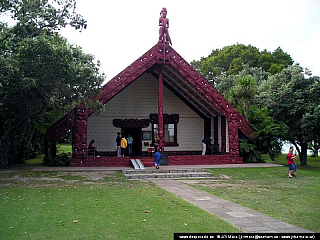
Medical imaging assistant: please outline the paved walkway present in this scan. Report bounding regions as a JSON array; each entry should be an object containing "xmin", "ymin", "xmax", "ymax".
[
  {"xmin": 149, "ymin": 179, "xmax": 313, "ymax": 233},
  {"xmin": 32, "ymin": 163, "xmax": 282, "ymax": 171}
]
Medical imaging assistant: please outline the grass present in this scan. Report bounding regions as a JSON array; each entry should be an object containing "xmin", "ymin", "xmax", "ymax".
[
  {"xmin": 4, "ymin": 148, "xmax": 320, "ymax": 237},
  {"xmin": 0, "ymin": 170, "xmax": 242, "ymax": 240},
  {"xmin": 192, "ymin": 154, "xmax": 320, "ymax": 233}
]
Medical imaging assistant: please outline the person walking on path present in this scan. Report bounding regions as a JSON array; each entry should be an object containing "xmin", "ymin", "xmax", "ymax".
[
  {"xmin": 287, "ymin": 146, "xmax": 297, "ymax": 178},
  {"xmin": 116, "ymin": 132, "xmax": 122, "ymax": 157},
  {"xmin": 202, "ymin": 136, "xmax": 212, "ymax": 155},
  {"xmin": 120, "ymin": 135, "xmax": 128, "ymax": 157},
  {"xmin": 154, "ymin": 149, "xmax": 162, "ymax": 169},
  {"xmin": 127, "ymin": 134, "xmax": 133, "ymax": 156}
]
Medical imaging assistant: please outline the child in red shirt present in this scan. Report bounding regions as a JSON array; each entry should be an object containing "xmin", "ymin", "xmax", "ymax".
[{"xmin": 287, "ymin": 147, "xmax": 297, "ymax": 178}]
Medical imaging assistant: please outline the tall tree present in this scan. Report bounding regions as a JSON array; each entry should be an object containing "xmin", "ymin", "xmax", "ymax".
[
  {"xmin": 256, "ymin": 65, "xmax": 320, "ymax": 166},
  {"xmin": 248, "ymin": 106, "xmax": 287, "ymax": 161},
  {"xmin": 190, "ymin": 44, "xmax": 293, "ymax": 84},
  {"xmin": 1, "ymin": 0, "xmax": 87, "ymax": 35},
  {"xmin": 0, "ymin": 0, "xmax": 104, "ymax": 167},
  {"xmin": 217, "ymin": 66, "xmax": 284, "ymax": 161}
]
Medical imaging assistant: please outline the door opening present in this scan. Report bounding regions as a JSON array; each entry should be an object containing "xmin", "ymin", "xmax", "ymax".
[{"xmin": 123, "ymin": 128, "xmax": 141, "ymax": 156}]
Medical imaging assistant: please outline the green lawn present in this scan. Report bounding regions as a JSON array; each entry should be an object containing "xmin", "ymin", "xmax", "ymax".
[
  {"xmin": 4, "ymin": 149, "xmax": 320, "ymax": 238},
  {"xmin": 0, "ymin": 170, "xmax": 242, "ymax": 240}
]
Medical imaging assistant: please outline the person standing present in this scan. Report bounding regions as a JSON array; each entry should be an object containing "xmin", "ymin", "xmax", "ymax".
[
  {"xmin": 202, "ymin": 136, "xmax": 213, "ymax": 155},
  {"xmin": 120, "ymin": 135, "xmax": 127, "ymax": 157},
  {"xmin": 154, "ymin": 133, "xmax": 159, "ymax": 152},
  {"xmin": 127, "ymin": 134, "xmax": 133, "ymax": 156},
  {"xmin": 116, "ymin": 132, "xmax": 122, "ymax": 157},
  {"xmin": 287, "ymin": 146, "xmax": 297, "ymax": 178},
  {"xmin": 287, "ymin": 147, "xmax": 297, "ymax": 178},
  {"xmin": 154, "ymin": 149, "xmax": 162, "ymax": 169}
]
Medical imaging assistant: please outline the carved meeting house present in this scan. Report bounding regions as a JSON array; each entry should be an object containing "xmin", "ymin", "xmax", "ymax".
[{"xmin": 45, "ymin": 9, "xmax": 254, "ymax": 167}]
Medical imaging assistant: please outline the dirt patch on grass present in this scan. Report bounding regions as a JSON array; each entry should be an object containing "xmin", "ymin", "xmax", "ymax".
[
  {"xmin": 178, "ymin": 174, "xmax": 235, "ymax": 189},
  {"xmin": 0, "ymin": 169, "xmax": 120, "ymax": 186}
]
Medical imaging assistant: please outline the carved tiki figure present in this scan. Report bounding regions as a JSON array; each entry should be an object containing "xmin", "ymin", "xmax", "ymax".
[{"xmin": 159, "ymin": 7, "xmax": 172, "ymax": 45}]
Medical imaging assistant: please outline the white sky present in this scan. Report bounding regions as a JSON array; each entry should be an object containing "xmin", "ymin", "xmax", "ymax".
[{"xmin": 59, "ymin": 0, "xmax": 320, "ymax": 83}]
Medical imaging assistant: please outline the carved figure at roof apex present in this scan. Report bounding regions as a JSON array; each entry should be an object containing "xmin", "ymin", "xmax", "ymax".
[{"xmin": 159, "ymin": 7, "xmax": 172, "ymax": 46}]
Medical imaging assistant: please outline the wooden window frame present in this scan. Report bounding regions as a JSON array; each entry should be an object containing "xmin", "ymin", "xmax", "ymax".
[{"xmin": 150, "ymin": 114, "xmax": 179, "ymax": 147}]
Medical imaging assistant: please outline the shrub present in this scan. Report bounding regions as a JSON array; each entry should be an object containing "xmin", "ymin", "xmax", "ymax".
[{"xmin": 44, "ymin": 153, "xmax": 69, "ymax": 166}]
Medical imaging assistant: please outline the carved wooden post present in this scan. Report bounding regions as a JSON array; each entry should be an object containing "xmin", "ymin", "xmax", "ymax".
[
  {"xmin": 156, "ymin": 8, "xmax": 171, "ymax": 152},
  {"xmin": 73, "ymin": 104, "xmax": 88, "ymax": 165},
  {"xmin": 228, "ymin": 110, "xmax": 239, "ymax": 156},
  {"xmin": 158, "ymin": 64, "xmax": 165, "ymax": 152}
]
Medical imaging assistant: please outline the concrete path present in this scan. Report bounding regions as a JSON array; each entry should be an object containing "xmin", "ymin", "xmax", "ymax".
[
  {"xmin": 149, "ymin": 179, "xmax": 313, "ymax": 233},
  {"xmin": 32, "ymin": 163, "xmax": 283, "ymax": 171}
]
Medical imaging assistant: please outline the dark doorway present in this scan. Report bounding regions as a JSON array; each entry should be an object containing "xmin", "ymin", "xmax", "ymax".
[{"xmin": 123, "ymin": 128, "xmax": 141, "ymax": 156}]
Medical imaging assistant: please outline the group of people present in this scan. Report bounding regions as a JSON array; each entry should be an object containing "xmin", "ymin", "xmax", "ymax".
[
  {"xmin": 91, "ymin": 134, "xmax": 298, "ymax": 175},
  {"xmin": 87, "ymin": 133, "xmax": 134, "ymax": 157},
  {"xmin": 116, "ymin": 132, "xmax": 133, "ymax": 157},
  {"xmin": 117, "ymin": 132, "xmax": 162, "ymax": 169}
]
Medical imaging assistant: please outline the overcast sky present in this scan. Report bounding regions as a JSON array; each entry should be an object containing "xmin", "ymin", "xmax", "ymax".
[{"xmin": 59, "ymin": 0, "xmax": 320, "ymax": 83}]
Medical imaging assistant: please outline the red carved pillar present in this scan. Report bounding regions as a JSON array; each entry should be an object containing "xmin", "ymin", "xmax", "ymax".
[
  {"xmin": 228, "ymin": 110, "xmax": 240, "ymax": 156},
  {"xmin": 73, "ymin": 104, "xmax": 88, "ymax": 165},
  {"xmin": 158, "ymin": 65, "xmax": 165, "ymax": 152}
]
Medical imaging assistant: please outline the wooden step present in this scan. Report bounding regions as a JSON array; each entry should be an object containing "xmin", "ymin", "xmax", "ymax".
[{"xmin": 140, "ymin": 158, "xmax": 154, "ymax": 167}]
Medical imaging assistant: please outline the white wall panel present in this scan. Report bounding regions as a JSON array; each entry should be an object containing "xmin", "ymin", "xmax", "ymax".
[{"xmin": 88, "ymin": 73, "xmax": 203, "ymax": 152}]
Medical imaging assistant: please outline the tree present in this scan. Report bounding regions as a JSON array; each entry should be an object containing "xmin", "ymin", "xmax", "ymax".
[
  {"xmin": 1, "ymin": 0, "xmax": 87, "ymax": 35},
  {"xmin": 229, "ymin": 75, "xmax": 257, "ymax": 120},
  {"xmin": 248, "ymin": 106, "xmax": 287, "ymax": 161},
  {"xmin": 0, "ymin": 0, "xmax": 104, "ymax": 167},
  {"xmin": 190, "ymin": 44, "xmax": 293, "ymax": 84},
  {"xmin": 256, "ymin": 65, "xmax": 320, "ymax": 166},
  {"xmin": 216, "ymin": 66, "xmax": 285, "ymax": 161}
]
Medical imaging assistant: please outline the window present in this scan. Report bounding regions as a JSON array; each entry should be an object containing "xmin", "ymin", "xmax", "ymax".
[
  {"xmin": 153, "ymin": 123, "xmax": 178, "ymax": 146},
  {"xmin": 150, "ymin": 114, "xmax": 179, "ymax": 147}
]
